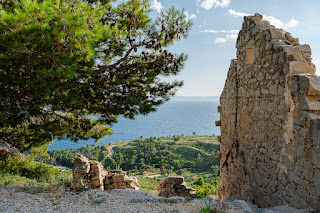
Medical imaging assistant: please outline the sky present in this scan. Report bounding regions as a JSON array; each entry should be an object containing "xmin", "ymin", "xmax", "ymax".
[{"xmin": 149, "ymin": 0, "xmax": 320, "ymax": 96}]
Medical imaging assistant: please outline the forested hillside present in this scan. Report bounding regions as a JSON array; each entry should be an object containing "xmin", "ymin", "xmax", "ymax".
[{"xmin": 37, "ymin": 136, "xmax": 220, "ymax": 176}]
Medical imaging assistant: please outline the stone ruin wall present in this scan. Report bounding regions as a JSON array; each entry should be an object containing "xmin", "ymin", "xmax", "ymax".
[
  {"xmin": 218, "ymin": 13, "xmax": 320, "ymax": 209},
  {"xmin": 73, "ymin": 154, "xmax": 140, "ymax": 191}
]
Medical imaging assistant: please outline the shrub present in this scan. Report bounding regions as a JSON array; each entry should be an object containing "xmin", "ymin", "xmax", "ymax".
[{"xmin": 194, "ymin": 177, "xmax": 204, "ymax": 186}]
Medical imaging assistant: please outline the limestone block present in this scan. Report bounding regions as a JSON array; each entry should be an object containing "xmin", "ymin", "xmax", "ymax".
[
  {"xmin": 307, "ymin": 75, "xmax": 320, "ymax": 96},
  {"xmin": 300, "ymin": 44, "xmax": 311, "ymax": 54},
  {"xmin": 112, "ymin": 174, "xmax": 125, "ymax": 183},
  {"xmin": 285, "ymin": 32, "xmax": 295, "ymax": 42},
  {"xmin": 166, "ymin": 176, "xmax": 184, "ymax": 185},
  {"xmin": 73, "ymin": 172, "xmax": 88, "ymax": 189},
  {"xmin": 73, "ymin": 154, "xmax": 90, "ymax": 174},
  {"xmin": 91, "ymin": 176, "xmax": 104, "ymax": 190},
  {"xmin": 303, "ymin": 161, "xmax": 314, "ymax": 182},
  {"xmin": 311, "ymin": 118, "xmax": 320, "ymax": 146},
  {"xmin": 283, "ymin": 46, "xmax": 304, "ymax": 61},
  {"xmin": 266, "ymin": 39, "xmax": 286, "ymax": 49},
  {"xmin": 270, "ymin": 28, "xmax": 285, "ymax": 40},
  {"xmin": 158, "ymin": 176, "xmax": 195, "ymax": 198},
  {"xmin": 288, "ymin": 61, "xmax": 316, "ymax": 75}
]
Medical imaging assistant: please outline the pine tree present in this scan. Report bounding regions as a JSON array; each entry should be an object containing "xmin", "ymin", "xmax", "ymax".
[{"xmin": 0, "ymin": 0, "xmax": 191, "ymax": 158}]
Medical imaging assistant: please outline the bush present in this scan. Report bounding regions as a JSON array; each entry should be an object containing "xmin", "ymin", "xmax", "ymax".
[
  {"xmin": 194, "ymin": 181, "xmax": 220, "ymax": 198},
  {"xmin": 194, "ymin": 177, "xmax": 204, "ymax": 186}
]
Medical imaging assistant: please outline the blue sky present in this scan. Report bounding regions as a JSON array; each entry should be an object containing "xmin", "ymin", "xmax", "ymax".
[{"xmin": 150, "ymin": 0, "xmax": 320, "ymax": 96}]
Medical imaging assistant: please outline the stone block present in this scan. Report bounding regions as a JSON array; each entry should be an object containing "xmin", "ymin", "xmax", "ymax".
[
  {"xmin": 303, "ymin": 161, "xmax": 314, "ymax": 182},
  {"xmin": 158, "ymin": 176, "xmax": 195, "ymax": 198},
  {"xmin": 285, "ymin": 32, "xmax": 295, "ymax": 42},
  {"xmin": 270, "ymin": 28, "xmax": 285, "ymax": 40},
  {"xmin": 112, "ymin": 174, "xmax": 125, "ymax": 183},
  {"xmin": 283, "ymin": 46, "xmax": 304, "ymax": 61},
  {"xmin": 289, "ymin": 61, "xmax": 316, "ymax": 75},
  {"xmin": 73, "ymin": 154, "xmax": 90, "ymax": 174}
]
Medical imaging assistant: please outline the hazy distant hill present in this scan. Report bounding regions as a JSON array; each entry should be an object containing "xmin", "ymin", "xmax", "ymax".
[{"xmin": 170, "ymin": 96, "xmax": 220, "ymax": 102}]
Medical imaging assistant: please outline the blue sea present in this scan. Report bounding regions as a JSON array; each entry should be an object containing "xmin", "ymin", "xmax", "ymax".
[{"xmin": 48, "ymin": 97, "xmax": 221, "ymax": 150}]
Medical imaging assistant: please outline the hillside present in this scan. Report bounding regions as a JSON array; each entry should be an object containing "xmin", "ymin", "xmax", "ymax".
[{"xmin": 37, "ymin": 135, "xmax": 220, "ymax": 177}]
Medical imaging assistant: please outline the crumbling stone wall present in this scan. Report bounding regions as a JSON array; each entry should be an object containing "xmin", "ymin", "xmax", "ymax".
[
  {"xmin": 73, "ymin": 154, "xmax": 140, "ymax": 191},
  {"xmin": 218, "ymin": 13, "xmax": 320, "ymax": 209},
  {"xmin": 157, "ymin": 176, "xmax": 196, "ymax": 198}
]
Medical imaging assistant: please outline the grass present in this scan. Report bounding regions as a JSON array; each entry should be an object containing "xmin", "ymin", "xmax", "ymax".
[
  {"xmin": 0, "ymin": 169, "xmax": 73, "ymax": 189},
  {"xmin": 0, "ymin": 174, "xmax": 47, "ymax": 187},
  {"xmin": 138, "ymin": 176, "xmax": 162, "ymax": 195}
]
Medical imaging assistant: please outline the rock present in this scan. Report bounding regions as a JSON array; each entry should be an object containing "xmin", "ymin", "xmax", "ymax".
[
  {"xmin": 270, "ymin": 28, "xmax": 285, "ymax": 40},
  {"xmin": 112, "ymin": 174, "xmax": 126, "ymax": 183},
  {"xmin": 73, "ymin": 154, "xmax": 90, "ymax": 174},
  {"xmin": 166, "ymin": 176, "xmax": 184, "ymax": 185},
  {"xmin": 232, "ymin": 200, "xmax": 253, "ymax": 213},
  {"xmin": 288, "ymin": 61, "xmax": 316, "ymax": 75},
  {"xmin": 158, "ymin": 176, "xmax": 195, "ymax": 198},
  {"xmin": 72, "ymin": 155, "xmax": 139, "ymax": 191}
]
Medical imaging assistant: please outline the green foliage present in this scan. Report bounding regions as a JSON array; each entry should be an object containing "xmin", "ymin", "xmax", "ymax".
[
  {"xmin": 0, "ymin": 0, "xmax": 192, "ymax": 164},
  {"xmin": 37, "ymin": 136, "xmax": 220, "ymax": 174},
  {"xmin": 137, "ymin": 176, "xmax": 161, "ymax": 194},
  {"xmin": 0, "ymin": 153, "xmax": 72, "ymax": 188},
  {"xmin": 194, "ymin": 177, "xmax": 204, "ymax": 186},
  {"xmin": 194, "ymin": 181, "xmax": 220, "ymax": 198}
]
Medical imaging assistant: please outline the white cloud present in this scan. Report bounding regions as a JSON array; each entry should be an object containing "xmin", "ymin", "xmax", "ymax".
[
  {"xmin": 199, "ymin": 0, "xmax": 230, "ymax": 10},
  {"xmin": 150, "ymin": 0, "xmax": 163, "ymax": 13},
  {"xmin": 226, "ymin": 33, "xmax": 238, "ymax": 41},
  {"xmin": 184, "ymin": 11, "xmax": 197, "ymax": 21},
  {"xmin": 214, "ymin": 33, "xmax": 238, "ymax": 44},
  {"xmin": 264, "ymin": 16, "xmax": 299, "ymax": 29},
  {"xmin": 286, "ymin": 18, "xmax": 299, "ymax": 28},
  {"xmin": 201, "ymin": 29, "xmax": 239, "ymax": 33},
  {"xmin": 215, "ymin": 38, "xmax": 227, "ymax": 43},
  {"xmin": 228, "ymin": 9, "xmax": 249, "ymax": 17},
  {"xmin": 228, "ymin": 9, "xmax": 299, "ymax": 29}
]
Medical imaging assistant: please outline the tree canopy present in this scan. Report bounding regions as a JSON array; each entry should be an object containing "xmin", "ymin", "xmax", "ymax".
[{"xmin": 0, "ymin": 0, "xmax": 191, "ymax": 158}]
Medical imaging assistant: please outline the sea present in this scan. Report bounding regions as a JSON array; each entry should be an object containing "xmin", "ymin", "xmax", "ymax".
[{"xmin": 48, "ymin": 96, "xmax": 221, "ymax": 150}]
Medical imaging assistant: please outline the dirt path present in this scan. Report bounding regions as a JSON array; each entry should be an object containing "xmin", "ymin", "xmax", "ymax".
[{"xmin": 101, "ymin": 145, "xmax": 116, "ymax": 163}]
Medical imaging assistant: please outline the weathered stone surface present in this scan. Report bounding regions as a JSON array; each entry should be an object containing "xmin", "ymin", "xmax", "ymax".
[
  {"xmin": 112, "ymin": 174, "xmax": 125, "ymax": 183},
  {"xmin": 288, "ymin": 61, "xmax": 315, "ymax": 75},
  {"xmin": 158, "ymin": 176, "xmax": 195, "ymax": 198},
  {"xmin": 73, "ymin": 154, "xmax": 90, "ymax": 174},
  {"xmin": 72, "ymin": 154, "xmax": 139, "ymax": 191},
  {"xmin": 219, "ymin": 13, "xmax": 320, "ymax": 209}
]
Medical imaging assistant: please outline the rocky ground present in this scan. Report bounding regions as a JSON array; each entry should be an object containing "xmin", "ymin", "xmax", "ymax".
[{"xmin": 0, "ymin": 186, "xmax": 313, "ymax": 213}]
